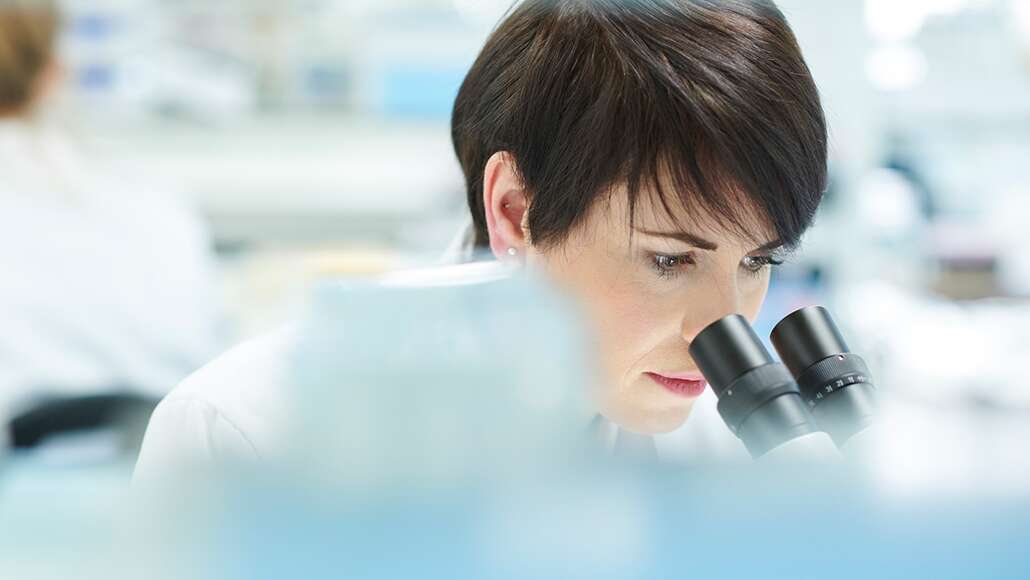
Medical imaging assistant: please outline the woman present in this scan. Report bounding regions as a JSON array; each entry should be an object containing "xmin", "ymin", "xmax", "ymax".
[
  {"xmin": 0, "ymin": 0, "xmax": 222, "ymax": 447},
  {"xmin": 135, "ymin": 0, "xmax": 825, "ymax": 478}
]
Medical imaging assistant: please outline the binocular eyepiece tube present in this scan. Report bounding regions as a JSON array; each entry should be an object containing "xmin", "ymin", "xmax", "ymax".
[
  {"xmin": 690, "ymin": 307, "xmax": 877, "ymax": 460},
  {"xmin": 689, "ymin": 315, "xmax": 833, "ymax": 459},
  {"xmin": 770, "ymin": 306, "xmax": 877, "ymax": 450}
]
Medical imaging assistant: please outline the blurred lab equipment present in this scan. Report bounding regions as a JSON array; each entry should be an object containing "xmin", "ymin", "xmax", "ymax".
[
  {"xmin": 9, "ymin": 393, "xmax": 156, "ymax": 451},
  {"xmin": 283, "ymin": 262, "xmax": 597, "ymax": 488},
  {"xmin": 132, "ymin": 260, "xmax": 597, "ymax": 487}
]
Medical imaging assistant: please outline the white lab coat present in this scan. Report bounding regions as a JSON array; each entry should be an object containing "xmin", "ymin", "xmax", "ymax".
[
  {"xmin": 133, "ymin": 223, "xmax": 746, "ymax": 485},
  {"xmin": 0, "ymin": 119, "xmax": 222, "ymax": 423}
]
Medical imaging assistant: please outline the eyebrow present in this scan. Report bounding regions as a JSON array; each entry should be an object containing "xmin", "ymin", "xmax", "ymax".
[{"xmin": 633, "ymin": 228, "xmax": 785, "ymax": 253}]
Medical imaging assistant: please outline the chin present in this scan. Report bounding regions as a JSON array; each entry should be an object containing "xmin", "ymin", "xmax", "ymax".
[{"xmin": 602, "ymin": 399, "xmax": 696, "ymax": 435}]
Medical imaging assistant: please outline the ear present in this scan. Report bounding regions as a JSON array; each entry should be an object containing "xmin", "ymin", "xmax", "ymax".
[{"xmin": 482, "ymin": 151, "xmax": 530, "ymax": 261}]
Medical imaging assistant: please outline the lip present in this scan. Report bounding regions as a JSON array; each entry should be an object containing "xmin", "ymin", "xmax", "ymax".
[{"xmin": 645, "ymin": 372, "xmax": 707, "ymax": 398}]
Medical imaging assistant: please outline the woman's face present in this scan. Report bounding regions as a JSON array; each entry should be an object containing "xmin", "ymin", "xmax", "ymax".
[{"xmin": 526, "ymin": 188, "xmax": 782, "ymax": 434}]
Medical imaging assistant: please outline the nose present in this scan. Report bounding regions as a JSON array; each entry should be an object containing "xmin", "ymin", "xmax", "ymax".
[{"xmin": 679, "ymin": 276, "xmax": 742, "ymax": 346}]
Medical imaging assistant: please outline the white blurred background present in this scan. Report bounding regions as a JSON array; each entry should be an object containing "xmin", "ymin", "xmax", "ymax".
[{"xmin": 41, "ymin": 0, "xmax": 1030, "ymax": 329}]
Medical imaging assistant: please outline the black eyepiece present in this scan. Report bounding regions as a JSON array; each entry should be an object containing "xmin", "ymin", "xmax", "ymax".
[
  {"xmin": 770, "ymin": 306, "xmax": 849, "ymax": 378},
  {"xmin": 689, "ymin": 315, "xmax": 772, "ymax": 395},
  {"xmin": 690, "ymin": 315, "xmax": 824, "ymax": 458},
  {"xmin": 771, "ymin": 307, "xmax": 877, "ymax": 449}
]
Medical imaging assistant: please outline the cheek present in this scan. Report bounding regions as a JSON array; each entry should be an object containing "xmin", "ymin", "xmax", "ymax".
[
  {"xmin": 534, "ymin": 249, "xmax": 668, "ymax": 376},
  {"xmin": 588, "ymin": 285, "xmax": 662, "ymax": 362},
  {"xmin": 741, "ymin": 275, "xmax": 772, "ymax": 322}
]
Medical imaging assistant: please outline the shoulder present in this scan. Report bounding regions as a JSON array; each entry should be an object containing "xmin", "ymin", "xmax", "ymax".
[
  {"xmin": 133, "ymin": 327, "xmax": 299, "ymax": 484},
  {"xmin": 162, "ymin": 327, "xmax": 297, "ymax": 414}
]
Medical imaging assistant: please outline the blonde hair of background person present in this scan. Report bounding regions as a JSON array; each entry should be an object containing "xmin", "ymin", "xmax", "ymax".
[{"xmin": 0, "ymin": 0, "xmax": 59, "ymax": 117}]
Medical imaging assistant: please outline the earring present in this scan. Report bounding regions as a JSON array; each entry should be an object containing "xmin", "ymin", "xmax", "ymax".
[{"xmin": 507, "ymin": 247, "xmax": 518, "ymax": 257}]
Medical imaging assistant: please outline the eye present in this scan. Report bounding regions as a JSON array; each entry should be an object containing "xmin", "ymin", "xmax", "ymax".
[
  {"xmin": 742, "ymin": 255, "xmax": 785, "ymax": 277},
  {"xmin": 651, "ymin": 253, "xmax": 695, "ymax": 280}
]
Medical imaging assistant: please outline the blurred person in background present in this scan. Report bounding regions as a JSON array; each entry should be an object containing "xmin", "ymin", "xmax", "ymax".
[
  {"xmin": 0, "ymin": 0, "xmax": 222, "ymax": 453},
  {"xmin": 135, "ymin": 0, "xmax": 826, "ymax": 480}
]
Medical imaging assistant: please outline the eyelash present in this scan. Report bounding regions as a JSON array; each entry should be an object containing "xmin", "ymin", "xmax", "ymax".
[{"xmin": 650, "ymin": 253, "xmax": 785, "ymax": 280}]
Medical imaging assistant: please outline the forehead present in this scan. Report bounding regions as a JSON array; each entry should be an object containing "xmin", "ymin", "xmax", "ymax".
[{"xmin": 597, "ymin": 180, "xmax": 778, "ymax": 248}]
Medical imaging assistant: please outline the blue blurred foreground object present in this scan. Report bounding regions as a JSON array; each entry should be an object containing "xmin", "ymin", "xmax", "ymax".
[
  {"xmin": 5, "ymin": 264, "xmax": 1030, "ymax": 579},
  {"xmin": 166, "ymin": 264, "xmax": 1030, "ymax": 579},
  {"xmin": 281, "ymin": 262, "xmax": 598, "ymax": 488}
]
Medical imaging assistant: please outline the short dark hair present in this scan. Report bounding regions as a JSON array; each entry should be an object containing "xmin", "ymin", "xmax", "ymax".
[{"xmin": 451, "ymin": 0, "xmax": 828, "ymax": 251}]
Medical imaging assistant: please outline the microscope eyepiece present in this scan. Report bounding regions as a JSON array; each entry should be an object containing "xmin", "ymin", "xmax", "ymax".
[
  {"xmin": 769, "ymin": 306, "xmax": 849, "ymax": 377},
  {"xmin": 690, "ymin": 314, "xmax": 772, "ymax": 394},
  {"xmin": 771, "ymin": 307, "xmax": 877, "ymax": 449},
  {"xmin": 690, "ymin": 315, "xmax": 827, "ymax": 458}
]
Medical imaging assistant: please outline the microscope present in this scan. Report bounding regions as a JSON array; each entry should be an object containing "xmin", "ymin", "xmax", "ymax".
[{"xmin": 690, "ymin": 306, "xmax": 877, "ymax": 461}]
